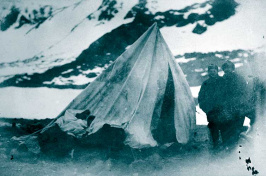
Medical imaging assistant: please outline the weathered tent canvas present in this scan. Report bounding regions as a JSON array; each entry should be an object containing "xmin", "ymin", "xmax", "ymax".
[{"xmin": 42, "ymin": 23, "xmax": 196, "ymax": 148}]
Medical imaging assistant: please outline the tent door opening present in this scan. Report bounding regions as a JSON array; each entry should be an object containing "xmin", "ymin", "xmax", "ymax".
[{"xmin": 151, "ymin": 67, "xmax": 176, "ymax": 144}]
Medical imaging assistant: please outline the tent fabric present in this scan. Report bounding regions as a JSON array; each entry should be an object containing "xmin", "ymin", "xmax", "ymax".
[
  {"xmin": 55, "ymin": 109, "xmax": 87, "ymax": 138},
  {"xmin": 43, "ymin": 23, "xmax": 196, "ymax": 148}
]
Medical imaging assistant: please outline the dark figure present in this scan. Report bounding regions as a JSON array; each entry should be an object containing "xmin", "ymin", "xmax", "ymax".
[
  {"xmin": 198, "ymin": 64, "xmax": 224, "ymax": 149},
  {"xmin": 220, "ymin": 60, "xmax": 248, "ymax": 148}
]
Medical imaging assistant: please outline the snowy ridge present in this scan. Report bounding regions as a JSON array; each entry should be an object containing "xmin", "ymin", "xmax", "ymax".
[
  {"xmin": 0, "ymin": 49, "xmax": 256, "ymax": 89},
  {"xmin": 0, "ymin": 0, "xmax": 265, "ymax": 89}
]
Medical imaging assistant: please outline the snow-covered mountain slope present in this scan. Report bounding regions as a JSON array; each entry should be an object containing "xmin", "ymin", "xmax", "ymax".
[{"xmin": 0, "ymin": 0, "xmax": 265, "ymax": 89}]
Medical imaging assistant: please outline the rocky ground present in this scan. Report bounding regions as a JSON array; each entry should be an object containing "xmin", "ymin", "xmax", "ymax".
[{"xmin": 0, "ymin": 118, "xmax": 263, "ymax": 176}]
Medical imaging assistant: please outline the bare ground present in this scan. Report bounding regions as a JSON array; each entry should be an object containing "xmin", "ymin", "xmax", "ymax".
[{"xmin": 0, "ymin": 118, "xmax": 264, "ymax": 176}]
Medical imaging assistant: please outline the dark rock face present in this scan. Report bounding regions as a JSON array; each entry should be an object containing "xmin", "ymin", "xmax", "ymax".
[
  {"xmin": 192, "ymin": 23, "xmax": 207, "ymax": 34},
  {"xmin": 0, "ymin": 6, "xmax": 20, "ymax": 31},
  {"xmin": 17, "ymin": 6, "xmax": 53, "ymax": 30},
  {"xmin": 98, "ymin": 0, "xmax": 120, "ymax": 21},
  {"xmin": 124, "ymin": 0, "xmax": 238, "ymax": 33},
  {"xmin": 1, "ymin": 5, "xmax": 53, "ymax": 32},
  {"xmin": 210, "ymin": 0, "xmax": 238, "ymax": 22}
]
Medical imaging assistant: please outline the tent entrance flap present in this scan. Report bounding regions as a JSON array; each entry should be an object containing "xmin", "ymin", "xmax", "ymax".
[{"xmin": 151, "ymin": 67, "xmax": 176, "ymax": 144}]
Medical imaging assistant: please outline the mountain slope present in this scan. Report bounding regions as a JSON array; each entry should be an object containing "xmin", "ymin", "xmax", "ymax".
[{"xmin": 0, "ymin": 0, "xmax": 265, "ymax": 88}]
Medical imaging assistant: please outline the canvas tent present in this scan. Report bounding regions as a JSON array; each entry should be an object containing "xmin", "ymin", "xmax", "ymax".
[{"xmin": 41, "ymin": 23, "xmax": 196, "ymax": 149}]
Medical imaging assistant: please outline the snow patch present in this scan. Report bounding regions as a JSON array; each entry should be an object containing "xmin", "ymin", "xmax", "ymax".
[
  {"xmin": 161, "ymin": 0, "xmax": 266, "ymax": 55},
  {"xmin": 82, "ymin": 66, "xmax": 105, "ymax": 75},
  {"xmin": 201, "ymin": 72, "xmax": 207, "ymax": 76},
  {"xmin": 62, "ymin": 69, "xmax": 74, "ymax": 74},
  {"xmin": 235, "ymin": 63, "xmax": 244, "ymax": 68},
  {"xmin": 190, "ymin": 86, "xmax": 200, "ymax": 98},
  {"xmin": 183, "ymin": 3, "xmax": 212, "ymax": 19},
  {"xmin": 0, "ymin": 55, "xmax": 76, "ymax": 77},
  {"xmin": 146, "ymin": 0, "xmax": 207, "ymax": 14},
  {"xmin": 154, "ymin": 15, "xmax": 165, "ymax": 20},
  {"xmin": 44, "ymin": 74, "xmax": 95, "ymax": 86},
  {"xmin": 0, "ymin": 0, "xmax": 137, "ymax": 62},
  {"xmin": 196, "ymin": 105, "xmax": 208, "ymax": 125},
  {"xmin": 243, "ymin": 53, "xmax": 249, "ymax": 57},
  {"xmin": 231, "ymin": 58, "xmax": 241, "ymax": 62},
  {"xmin": 0, "ymin": 75, "xmax": 13, "ymax": 84},
  {"xmin": 195, "ymin": 68, "xmax": 204, "ymax": 72},
  {"xmin": 0, "ymin": 87, "xmax": 82, "ymax": 119},
  {"xmin": 215, "ymin": 54, "xmax": 223, "ymax": 58},
  {"xmin": 175, "ymin": 57, "xmax": 196, "ymax": 63}
]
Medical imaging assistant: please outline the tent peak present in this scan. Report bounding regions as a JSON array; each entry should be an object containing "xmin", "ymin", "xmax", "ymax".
[{"xmin": 150, "ymin": 22, "xmax": 158, "ymax": 30}]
